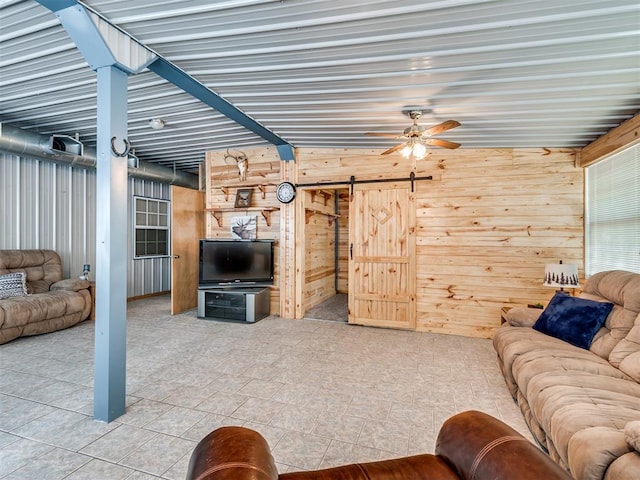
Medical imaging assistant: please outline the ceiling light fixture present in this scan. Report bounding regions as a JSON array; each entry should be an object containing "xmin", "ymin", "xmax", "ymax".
[
  {"xmin": 148, "ymin": 118, "xmax": 165, "ymax": 130},
  {"xmin": 400, "ymin": 137, "xmax": 429, "ymax": 160}
]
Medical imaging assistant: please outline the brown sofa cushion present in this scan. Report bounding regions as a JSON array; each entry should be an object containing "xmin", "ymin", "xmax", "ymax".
[
  {"xmin": 505, "ymin": 306, "xmax": 542, "ymax": 327},
  {"xmin": 626, "ymin": 421, "xmax": 640, "ymax": 452},
  {"xmin": 51, "ymin": 278, "xmax": 90, "ymax": 292},
  {"xmin": 583, "ymin": 271, "xmax": 640, "ymax": 360},
  {"xmin": 0, "ymin": 249, "xmax": 63, "ymax": 293},
  {"xmin": 568, "ymin": 427, "xmax": 636, "ymax": 480},
  {"xmin": 609, "ymin": 313, "xmax": 640, "ymax": 378},
  {"xmin": 619, "ymin": 351, "xmax": 640, "ymax": 383}
]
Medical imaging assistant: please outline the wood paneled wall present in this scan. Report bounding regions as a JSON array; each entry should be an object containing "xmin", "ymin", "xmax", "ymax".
[
  {"xmin": 302, "ymin": 189, "xmax": 338, "ymax": 309},
  {"xmin": 205, "ymin": 147, "xmax": 582, "ymax": 338},
  {"xmin": 205, "ymin": 147, "xmax": 283, "ymax": 314},
  {"xmin": 337, "ymin": 191, "xmax": 349, "ymax": 293},
  {"xmin": 296, "ymin": 147, "xmax": 583, "ymax": 338},
  {"xmin": 415, "ymin": 148, "xmax": 582, "ymax": 337}
]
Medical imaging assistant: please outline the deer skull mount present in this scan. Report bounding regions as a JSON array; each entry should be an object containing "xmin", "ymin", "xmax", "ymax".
[{"xmin": 224, "ymin": 149, "xmax": 249, "ymax": 181}]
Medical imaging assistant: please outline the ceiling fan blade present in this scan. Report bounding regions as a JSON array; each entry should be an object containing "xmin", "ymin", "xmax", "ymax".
[
  {"xmin": 381, "ymin": 143, "xmax": 406, "ymax": 155},
  {"xmin": 424, "ymin": 120, "xmax": 461, "ymax": 136},
  {"xmin": 365, "ymin": 132, "xmax": 404, "ymax": 138},
  {"xmin": 425, "ymin": 138, "xmax": 461, "ymax": 149}
]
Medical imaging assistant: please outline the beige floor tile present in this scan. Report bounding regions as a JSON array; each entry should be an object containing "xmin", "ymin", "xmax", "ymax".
[
  {"xmin": 269, "ymin": 404, "xmax": 320, "ymax": 433},
  {"xmin": 358, "ymin": 419, "xmax": 410, "ymax": 455},
  {"xmin": 64, "ymin": 458, "xmax": 134, "ymax": 480},
  {"xmin": 231, "ymin": 396, "xmax": 286, "ymax": 424},
  {"xmin": 137, "ymin": 406, "xmax": 207, "ymax": 437},
  {"xmin": 0, "ymin": 295, "xmax": 537, "ymax": 479},
  {"xmin": 272, "ymin": 430, "xmax": 331, "ymax": 470},
  {"xmin": 0, "ymin": 438, "xmax": 55, "ymax": 477},
  {"xmin": 345, "ymin": 395, "xmax": 392, "ymax": 421},
  {"xmin": 194, "ymin": 390, "xmax": 248, "ymax": 416},
  {"xmin": 3, "ymin": 447, "xmax": 90, "ymax": 480},
  {"xmin": 312, "ymin": 412, "xmax": 364, "ymax": 444},
  {"xmin": 79, "ymin": 424, "xmax": 157, "ymax": 463},
  {"xmin": 238, "ymin": 377, "xmax": 286, "ymax": 399},
  {"xmin": 116, "ymin": 398, "xmax": 173, "ymax": 427},
  {"xmin": 318, "ymin": 440, "xmax": 383, "ymax": 469},
  {"xmin": 119, "ymin": 433, "xmax": 195, "ymax": 477}
]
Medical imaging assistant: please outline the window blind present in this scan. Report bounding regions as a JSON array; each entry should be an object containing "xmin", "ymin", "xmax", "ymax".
[{"xmin": 585, "ymin": 143, "xmax": 640, "ymax": 276}]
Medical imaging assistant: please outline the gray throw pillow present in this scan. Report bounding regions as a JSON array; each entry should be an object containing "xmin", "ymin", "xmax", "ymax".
[{"xmin": 0, "ymin": 271, "xmax": 28, "ymax": 299}]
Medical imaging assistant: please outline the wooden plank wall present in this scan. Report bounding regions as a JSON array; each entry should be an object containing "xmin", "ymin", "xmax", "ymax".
[
  {"xmin": 296, "ymin": 147, "xmax": 583, "ymax": 338},
  {"xmin": 337, "ymin": 191, "xmax": 349, "ymax": 293},
  {"xmin": 302, "ymin": 189, "xmax": 338, "ymax": 309},
  {"xmin": 416, "ymin": 148, "xmax": 583, "ymax": 337},
  {"xmin": 205, "ymin": 147, "xmax": 282, "ymax": 314}
]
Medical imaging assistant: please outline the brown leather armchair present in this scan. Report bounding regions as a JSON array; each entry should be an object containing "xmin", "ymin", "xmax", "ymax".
[{"xmin": 186, "ymin": 410, "xmax": 572, "ymax": 480}]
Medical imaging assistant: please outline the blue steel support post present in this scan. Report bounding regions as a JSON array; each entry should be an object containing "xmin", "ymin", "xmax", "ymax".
[{"xmin": 93, "ymin": 66, "xmax": 128, "ymax": 422}]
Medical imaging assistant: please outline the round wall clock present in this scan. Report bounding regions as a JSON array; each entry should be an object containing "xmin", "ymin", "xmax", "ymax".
[{"xmin": 276, "ymin": 182, "xmax": 296, "ymax": 203}]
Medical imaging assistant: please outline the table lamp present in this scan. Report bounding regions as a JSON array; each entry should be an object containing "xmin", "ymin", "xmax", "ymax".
[{"xmin": 543, "ymin": 260, "xmax": 580, "ymax": 292}]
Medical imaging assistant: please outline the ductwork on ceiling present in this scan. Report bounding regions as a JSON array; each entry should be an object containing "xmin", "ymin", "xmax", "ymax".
[{"xmin": 0, "ymin": 123, "xmax": 199, "ymax": 190}]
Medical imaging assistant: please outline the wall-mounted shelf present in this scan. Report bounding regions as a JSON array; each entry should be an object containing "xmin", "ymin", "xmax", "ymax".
[
  {"xmin": 309, "ymin": 189, "xmax": 333, "ymax": 206},
  {"xmin": 205, "ymin": 207, "xmax": 279, "ymax": 227},
  {"xmin": 304, "ymin": 208, "xmax": 340, "ymax": 226},
  {"xmin": 219, "ymin": 184, "xmax": 271, "ymax": 201}
]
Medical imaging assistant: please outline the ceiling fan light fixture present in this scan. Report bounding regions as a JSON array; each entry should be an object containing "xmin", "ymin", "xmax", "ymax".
[
  {"xmin": 401, "ymin": 139, "xmax": 428, "ymax": 160},
  {"xmin": 401, "ymin": 144, "xmax": 413, "ymax": 158},
  {"xmin": 413, "ymin": 142, "xmax": 428, "ymax": 159}
]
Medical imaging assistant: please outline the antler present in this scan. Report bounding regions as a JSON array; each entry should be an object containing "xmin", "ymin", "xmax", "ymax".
[{"xmin": 224, "ymin": 149, "xmax": 249, "ymax": 181}]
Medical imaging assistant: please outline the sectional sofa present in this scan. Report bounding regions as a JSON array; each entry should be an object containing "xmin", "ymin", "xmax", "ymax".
[
  {"xmin": 494, "ymin": 270, "xmax": 640, "ymax": 479},
  {"xmin": 0, "ymin": 249, "xmax": 91, "ymax": 344}
]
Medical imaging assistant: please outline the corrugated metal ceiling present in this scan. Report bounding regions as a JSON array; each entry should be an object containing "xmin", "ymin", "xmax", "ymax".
[{"xmin": 1, "ymin": 0, "xmax": 639, "ymax": 173}]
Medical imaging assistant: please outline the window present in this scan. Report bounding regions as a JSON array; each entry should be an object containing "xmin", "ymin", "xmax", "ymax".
[
  {"xmin": 585, "ymin": 143, "xmax": 640, "ymax": 275},
  {"xmin": 134, "ymin": 197, "xmax": 169, "ymax": 258}
]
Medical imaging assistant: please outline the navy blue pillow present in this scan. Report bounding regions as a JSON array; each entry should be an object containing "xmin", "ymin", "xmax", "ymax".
[{"xmin": 533, "ymin": 293, "xmax": 613, "ymax": 349}]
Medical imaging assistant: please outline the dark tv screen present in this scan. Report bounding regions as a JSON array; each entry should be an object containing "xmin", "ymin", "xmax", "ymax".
[{"xmin": 199, "ymin": 239, "xmax": 274, "ymax": 286}]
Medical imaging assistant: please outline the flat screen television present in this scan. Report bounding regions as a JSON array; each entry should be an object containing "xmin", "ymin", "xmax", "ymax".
[{"xmin": 199, "ymin": 239, "xmax": 275, "ymax": 287}]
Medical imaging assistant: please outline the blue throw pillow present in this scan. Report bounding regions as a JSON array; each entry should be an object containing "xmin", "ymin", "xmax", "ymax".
[{"xmin": 533, "ymin": 293, "xmax": 613, "ymax": 349}]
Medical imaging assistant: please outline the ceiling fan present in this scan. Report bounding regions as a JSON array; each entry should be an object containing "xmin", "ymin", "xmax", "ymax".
[{"xmin": 365, "ymin": 110, "xmax": 461, "ymax": 159}]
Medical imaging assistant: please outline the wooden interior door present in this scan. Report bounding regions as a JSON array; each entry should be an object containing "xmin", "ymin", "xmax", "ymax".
[
  {"xmin": 171, "ymin": 185, "xmax": 205, "ymax": 314},
  {"xmin": 348, "ymin": 182, "xmax": 416, "ymax": 329}
]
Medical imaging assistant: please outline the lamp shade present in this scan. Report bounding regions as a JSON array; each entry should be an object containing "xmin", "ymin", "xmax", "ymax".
[{"xmin": 543, "ymin": 263, "xmax": 580, "ymax": 288}]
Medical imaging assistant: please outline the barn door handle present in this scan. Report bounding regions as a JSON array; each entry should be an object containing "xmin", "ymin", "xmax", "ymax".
[{"xmin": 350, "ymin": 243, "xmax": 353, "ymax": 260}]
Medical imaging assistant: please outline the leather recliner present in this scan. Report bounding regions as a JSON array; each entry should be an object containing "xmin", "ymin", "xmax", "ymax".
[{"xmin": 186, "ymin": 410, "xmax": 572, "ymax": 480}]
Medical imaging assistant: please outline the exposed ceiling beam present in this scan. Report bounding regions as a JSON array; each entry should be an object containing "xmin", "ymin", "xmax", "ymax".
[
  {"xmin": 147, "ymin": 58, "xmax": 295, "ymax": 160},
  {"xmin": 34, "ymin": 0, "xmax": 295, "ymax": 161},
  {"xmin": 579, "ymin": 114, "xmax": 640, "ymax": 167}
]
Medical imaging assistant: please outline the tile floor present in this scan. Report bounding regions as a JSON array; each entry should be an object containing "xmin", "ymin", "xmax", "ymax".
[{"xmin": 0, "ymin": 296, "xmax": 533, "ymax": 479}]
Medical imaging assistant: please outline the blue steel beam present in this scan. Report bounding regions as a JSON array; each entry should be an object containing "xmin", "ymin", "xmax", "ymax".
[
  {"xmin": 35, "ymin": 0, "xmax": 77, "ymax": 9},
  {"xmin": 94, "ymin": 66, "xmax": 129, "ymax": 422},
  {"xmin": 35, "ymin": 0, "xmax": 295, "ymax": 161},
  {"xmin": 147, "ymin": 58, "xmax": 295, "ymax": 160}
]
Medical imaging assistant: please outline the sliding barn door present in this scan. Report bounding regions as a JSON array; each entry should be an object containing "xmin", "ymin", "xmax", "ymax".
[{"xmin": 348, "ymin": 182, "xmax": 416, "ymax": 329}]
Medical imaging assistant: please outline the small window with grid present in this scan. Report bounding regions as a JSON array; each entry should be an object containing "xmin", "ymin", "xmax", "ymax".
[{"xmin": 134, "ymin": 197, "xmax": 170, "ymax": 258}]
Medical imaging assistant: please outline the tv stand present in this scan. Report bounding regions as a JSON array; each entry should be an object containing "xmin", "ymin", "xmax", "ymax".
[{"xmin": 197, "ymin": 287, "xmax": 270, "ymax": 323}]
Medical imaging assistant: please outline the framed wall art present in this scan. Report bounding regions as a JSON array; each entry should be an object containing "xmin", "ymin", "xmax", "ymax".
[{"xmin": 234, "ymin": 188, "xmax": 253, "ymax": 208}]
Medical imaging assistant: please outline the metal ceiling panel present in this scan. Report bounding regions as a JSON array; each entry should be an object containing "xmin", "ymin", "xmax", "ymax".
[{"xmin": 1, "ymin": 0, "xmax": 639, "ymax": 172}]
